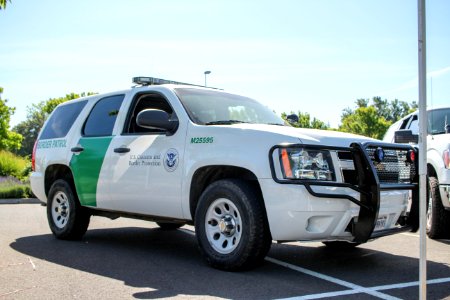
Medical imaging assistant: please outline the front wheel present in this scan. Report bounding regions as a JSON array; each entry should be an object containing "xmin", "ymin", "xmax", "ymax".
[
  {"xmin": 47, "ymin": 179, "xmax": 90, "ymax": 240},
  {"xmin": 426, "ymin": 177, "xmax": 450, "ymax": 239},
  {"xmin": 195, "ymin": 179, "xmax": 271, "ymax": 271}
]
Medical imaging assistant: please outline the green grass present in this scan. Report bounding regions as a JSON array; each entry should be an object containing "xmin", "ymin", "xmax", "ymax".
[
  {"xmin": 0, "ymin": 150, "xmax": 33, "ymax": 198},
  {"xmin": 0, "ymin": 150, "xmax": 31, "ymax": 181},
  {"xmin": 0, "ymin": 177, "xmax": 33, "ymax": 199}
]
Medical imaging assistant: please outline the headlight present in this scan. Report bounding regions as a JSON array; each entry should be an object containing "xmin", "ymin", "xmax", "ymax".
[{"xmin": 280, "ymin": 147, "xmax": 335, "ymax": 181}]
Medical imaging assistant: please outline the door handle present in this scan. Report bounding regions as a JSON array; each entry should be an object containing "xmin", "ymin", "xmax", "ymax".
[
  {"xmin": 114, "ymin": 147, "xmax": 130, "ymax": 154},
  {"xmin": 71, "ymin": 146, "xmax": 84, "ymax": 153}
]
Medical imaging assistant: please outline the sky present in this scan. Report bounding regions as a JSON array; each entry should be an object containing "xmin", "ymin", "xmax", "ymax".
[{"xmin": 1, "ymin": 0, "xmax": 449, "ymax": 128}]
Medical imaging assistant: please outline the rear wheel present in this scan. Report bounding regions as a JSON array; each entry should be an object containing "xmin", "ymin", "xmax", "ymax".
[
  {"xmin": 47, "ymin": 179, "xmax": 90, "ymax": 240},
  {"xmin": 195, "ymin": 179, "xmax": 271, "ymax": 271},
  {"xmin": 426, "ymin": 177, "xmax": 450, "ymax": 239}
]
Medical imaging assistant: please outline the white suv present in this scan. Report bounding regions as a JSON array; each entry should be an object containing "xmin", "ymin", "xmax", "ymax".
[
  {"xmin": 31, "ymin": 77, "xmax": 419, "ymax": 270},
  {"xmin": 383, "ymin": 107, "xmax": 450, "ymax": 238}
]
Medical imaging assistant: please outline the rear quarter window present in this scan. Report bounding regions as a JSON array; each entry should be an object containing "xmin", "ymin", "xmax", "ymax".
[{"xmin": 39, "ymin": 100, "xmax": 88, "ymax": 140}]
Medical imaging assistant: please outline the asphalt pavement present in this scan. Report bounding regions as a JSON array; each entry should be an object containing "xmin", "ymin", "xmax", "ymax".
[{"xmin": 1, "ymin": 203, "xmax": 449, "ymax": 299}]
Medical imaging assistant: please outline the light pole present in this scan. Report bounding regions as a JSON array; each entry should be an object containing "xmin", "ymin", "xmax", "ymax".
[{"xmin": 204, "ymin": 70, "xmax": 211, "ymax": 87}]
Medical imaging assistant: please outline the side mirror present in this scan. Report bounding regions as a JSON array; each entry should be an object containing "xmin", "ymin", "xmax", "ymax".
[
  {"xmin": 286, "ymin": 114, "xmax": 299, "ymax": 124},
  {"xmin": 394, "ymin": 130, "xmax": 418, "ymax": 144},
  {"xmin": 136, "ymin": 109, "xmax": 179, "ymax": 134}
]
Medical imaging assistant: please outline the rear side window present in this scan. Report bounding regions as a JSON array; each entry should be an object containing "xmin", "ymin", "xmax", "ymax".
[
  {"xmin": 40, "ymin": 100, "xmax": 88, "ymax": 140},
  {"xmin": 83, "ymin": 95, "xmax": 124, "ymax": 137}
]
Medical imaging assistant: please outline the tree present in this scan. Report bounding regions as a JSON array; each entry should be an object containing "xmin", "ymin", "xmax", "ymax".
[
  {"xmin": 0, "ymin": 0, "xmax": 11, "ymax": 10},
  {"xmin": 339, "ymin": 97, "xmax": 417, "ymax": 139},
  {"xmin": 339, "ymin": 106, "xmax": 391, "ymax": 140},
  {"xmin": 0, "ymin": 87, "xmax": 23, "ymax": 151},
  {"xmin": 281, "ymin": 111, "xmax": 329, "ymax": 130},
  {"xmin": 13, "ymin": 92, "xmax": 95, "ymax": 156}
]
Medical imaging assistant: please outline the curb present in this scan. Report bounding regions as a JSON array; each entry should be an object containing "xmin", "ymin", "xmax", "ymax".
[{"xmin": 0, "ymin": 198, "xmax": 42, "ymax": 204}]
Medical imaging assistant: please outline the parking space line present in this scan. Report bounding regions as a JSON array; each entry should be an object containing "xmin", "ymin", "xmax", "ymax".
[
  {"xmin": 275, "ymin": 277, "xmax": 450, "ymax": 300},
  {"xmin": 178, "ymin": 228, "xmax": 448, "ymax": 299},
  {"xmin": 371, "ymin": 277, "xmax": 450, "ymax": 291},
  {"xmin": 275, "ymin": 288, "xmax": 363, "ymax": 299},
  {"xmin": 265, "ymin": 257, "xmax": 401, "ymax": 300}
]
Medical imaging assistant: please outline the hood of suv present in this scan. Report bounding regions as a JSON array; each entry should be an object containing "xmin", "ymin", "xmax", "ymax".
[
  {"xmin": 232, "ymin": 124, "xmax": 378, "ymax": 147},
  {"xmin": 428, "ymin": 133, "xmax": 450, "ymax": 151}
]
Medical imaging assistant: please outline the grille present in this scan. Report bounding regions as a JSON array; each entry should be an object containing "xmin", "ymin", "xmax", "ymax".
[
  {"xmin": 341, "ymin": 169, "xmax": 358, "ymax": 185},
  {"xmin": 366, "ymin": 147, "xmax": 416, "ymax": 184}
]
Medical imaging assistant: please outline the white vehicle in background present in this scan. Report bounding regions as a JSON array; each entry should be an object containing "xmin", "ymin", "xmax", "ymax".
[
  {"xmin": 31, "ymin": 77, "xmax": 420, "ymax": 271},
  {"xmin": 383, "ymin": 107, "xmax": 450, "ymax": 238}
]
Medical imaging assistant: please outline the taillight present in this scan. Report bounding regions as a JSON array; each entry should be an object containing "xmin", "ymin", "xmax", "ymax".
[{"xmin": 32, "ymin": 141, "xmax": 38, "ymax": 171}]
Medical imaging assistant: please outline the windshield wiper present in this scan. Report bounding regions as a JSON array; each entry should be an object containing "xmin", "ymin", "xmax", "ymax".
[
  {"xmin": 431, "ymin": 130, "xmax": 446, "ymax": 135},
  {"xmin": 266, "ymin": 123, "xmax": 285, "ymax": 126},
  {"xmin": 205, "ymin": 120, "xmax": 248, "ymax": 125}
]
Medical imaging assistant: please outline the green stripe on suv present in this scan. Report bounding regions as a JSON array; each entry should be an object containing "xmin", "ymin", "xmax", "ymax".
[{"xmin": 70, "ymin": 137, "xmax": 113, "ymax": 206}]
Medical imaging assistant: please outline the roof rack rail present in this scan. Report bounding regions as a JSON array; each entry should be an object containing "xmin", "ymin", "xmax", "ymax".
[{"xmin": 132, "ymin": 76, "xmax": 205, "ymax": 87}]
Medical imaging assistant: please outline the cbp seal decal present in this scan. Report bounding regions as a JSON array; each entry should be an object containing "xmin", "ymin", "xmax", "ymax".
[{"xmin": 164, "ymin": 148, "xmax": 179, "ymax": 172}]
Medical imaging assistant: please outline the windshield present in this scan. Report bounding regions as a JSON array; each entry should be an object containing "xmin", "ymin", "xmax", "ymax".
[
  {"xmin": 428, "ymin": 108, "xmax": 450, "ymax": 135},
  {"xmin": 175, "ymin": 88, "xmax": 284, "ymax": 126}
]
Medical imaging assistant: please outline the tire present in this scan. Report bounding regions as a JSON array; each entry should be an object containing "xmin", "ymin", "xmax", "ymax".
[
  {"xmin": 156, "ymin": 222, "xmax": 184, "ymax": 230},
  {"xmin": 426, "ymin": 177, "xmax": 450, "ymax": 239},
  {"xmin": 47, "ymin": 179, "xmax": 90, "ymax": 240},
  {"xmin": 322, "ymin": 241, "xmax": 361, "ymax": 249},
  {"xmin": 195, "ymin": 179, "xmax": 271, "ymax": 271}
]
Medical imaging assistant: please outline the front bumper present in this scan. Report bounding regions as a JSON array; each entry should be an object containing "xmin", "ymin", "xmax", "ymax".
[{"xmin": 267, "ymin": 142, "xmax": 419, "ymax": 243}]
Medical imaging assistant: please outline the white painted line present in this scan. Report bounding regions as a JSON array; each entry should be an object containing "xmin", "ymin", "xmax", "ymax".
[
  {"xmin": 266, "ymin": 257, "xmax": 402, "ymax": 300},
  {"xmin": 285, "ymin": 277, "xmax": 450, "ymax": 299},
  {"xmin": 371, "ymin": 277, "xmax": 450, "ymax": 291},
  {"xmin": 179, "ymin": 228, "xmax": 449, "ymax": 299},
  {"xmin": 277, "ymin": 289, "xmax": 360, "ymax": 299}
]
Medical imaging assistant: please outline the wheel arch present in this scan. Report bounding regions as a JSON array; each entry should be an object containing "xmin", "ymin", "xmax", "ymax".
[
  {"xmin": 45, "ymin": 164, "xmax": 76, "ymax": 198},
  {"xmin": 427, "ymin": 148, "xmax": 445, "ymax": 178},
  {"xmin": 189, "ymin": 165, "xmax": 266, "ymax": 220},
  {"xmin": 427, "ymin": 163, "xmax": 437, "ymax": 178}
]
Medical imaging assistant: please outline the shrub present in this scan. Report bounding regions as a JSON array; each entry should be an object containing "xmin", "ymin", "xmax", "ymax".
[
  {"xmin": 0, "ymin": 150, "xmax": 30, "ymax": 181},
  {"xmin": 0, "ymin": 176, "xmax": 34, "ymax": 198}
]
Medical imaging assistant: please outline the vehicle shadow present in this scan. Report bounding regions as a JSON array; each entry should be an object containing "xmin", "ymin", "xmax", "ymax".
[
  {"xmin": 10, "ymin": 227, "xmax": 450, "ymax": 300},
  {"xmin": 434, "ymin": 238, "xmax": 450, "ymax": 245}
]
